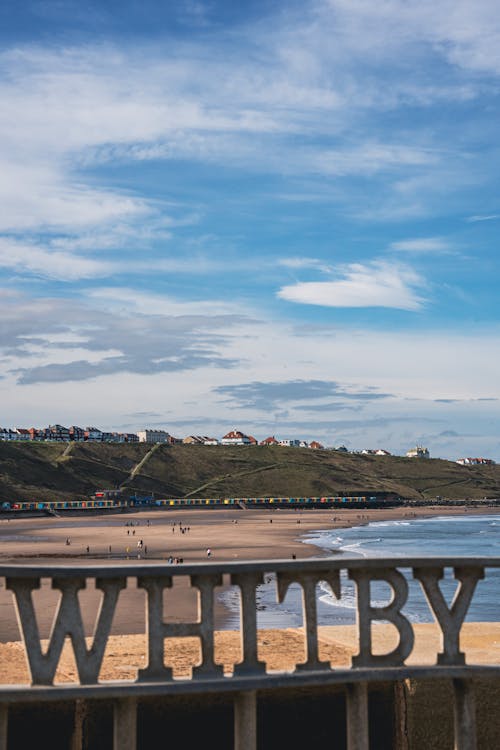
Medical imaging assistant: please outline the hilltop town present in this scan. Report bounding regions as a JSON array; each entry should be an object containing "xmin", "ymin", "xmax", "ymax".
[{"xmin": 0, "ymin": 423, "xmax": 496, "ymax": 467}]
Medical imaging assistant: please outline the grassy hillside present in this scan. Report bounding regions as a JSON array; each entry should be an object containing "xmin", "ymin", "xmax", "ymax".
[{"xmin": 1, "ymin": 442, "xmax": 500, "ymax": 504}]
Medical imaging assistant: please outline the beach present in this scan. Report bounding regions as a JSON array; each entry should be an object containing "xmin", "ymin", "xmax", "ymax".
[
  {"xmin": 0, "ymin": 504, "xmax": 489, "ymax": 566},
  {"xmin": 0, "ymin": 503, "xmax": 498, "ymax": 683}
]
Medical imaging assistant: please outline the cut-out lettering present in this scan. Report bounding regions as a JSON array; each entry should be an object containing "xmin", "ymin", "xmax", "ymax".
[
  {"xmin": 414, "ymin": 566, "xmax": 484, "ymax": 665},
  {"xmin": 349, "ymin": 568, "xmax": 414, "ymax": 667},
  {"xmin": 6, "ymin": 576, "xmax": 125, "ymax": 685}
]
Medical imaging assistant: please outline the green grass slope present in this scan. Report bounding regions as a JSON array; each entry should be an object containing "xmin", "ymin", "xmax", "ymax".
[{"xmin": 1, "ymin": 442, "xmax": 500, "ymax": 504}]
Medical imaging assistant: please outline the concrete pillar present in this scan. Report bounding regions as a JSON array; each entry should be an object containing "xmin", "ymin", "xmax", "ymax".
[
  {"xmin": 234, "ymin": 690, "xmax": 257, "ymax": 750},
  {"xmin": 346, "ymin": 682, "xmax": 369, "ymax": 750},
  {"xmin": 453, "ymin": 679, "xmax": 477, "ymax": 750},
  {"xmin": 113, "ymin": 697, "xmax": 137, "ymax": 750},
  {"xmin": 0, "ymin": 704, "xmax": 7, "ymax": 750}
]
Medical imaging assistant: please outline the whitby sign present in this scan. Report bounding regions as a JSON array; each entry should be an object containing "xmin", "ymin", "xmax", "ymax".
[{"xmin": 1, "ymin": 557, "xmax": 495, "ymax": 690}]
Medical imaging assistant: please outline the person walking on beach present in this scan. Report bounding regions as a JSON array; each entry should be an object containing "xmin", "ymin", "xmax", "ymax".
[{"xmin": 206, "ymin": 548, "xmax": 212, "ymax": 558}]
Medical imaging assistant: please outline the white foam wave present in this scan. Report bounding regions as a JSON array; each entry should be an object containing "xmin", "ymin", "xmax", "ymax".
[{"xmin": 317, "ymin": 580, "xmax": 392, "ymax": 611}]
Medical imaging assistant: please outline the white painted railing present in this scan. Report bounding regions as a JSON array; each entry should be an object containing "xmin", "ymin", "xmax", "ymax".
[{"xmin": 1, "ymin": 557, "xmax": 499, "ymax": 749}]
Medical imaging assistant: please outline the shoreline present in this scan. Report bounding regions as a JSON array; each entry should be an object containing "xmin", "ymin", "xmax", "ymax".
[{"xmin": 0, "ymin": 503, "xmax": 493, "ymax": 564}]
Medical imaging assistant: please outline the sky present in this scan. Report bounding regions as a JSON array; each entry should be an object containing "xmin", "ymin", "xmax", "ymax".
[{"xmin": 1, "ymin": 0, "xmax": 500, "ymax": 461}]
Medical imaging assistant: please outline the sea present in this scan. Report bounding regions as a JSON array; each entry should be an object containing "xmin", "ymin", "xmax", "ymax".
[{"xmin": 219, "ymin": 513, "xmax": 500, "ymax": 629}]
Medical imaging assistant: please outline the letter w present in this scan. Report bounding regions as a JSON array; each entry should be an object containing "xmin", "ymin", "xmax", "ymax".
[{"xmin": 7, "ymin": 576, "xmax": 126, "ymax": 685}]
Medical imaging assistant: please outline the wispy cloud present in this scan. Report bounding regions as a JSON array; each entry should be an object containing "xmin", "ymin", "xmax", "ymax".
[
  {"xmin": 213, "ymin": 379, "xmax": 393, "ymax": 410},
  {"xmin": 317, "ymin": 1, "xmax": 500, "ymax": 77},
  {"xmin": 277, "ymin": 260, "xmax": 426, "ymax": 311},
  {"xmin": 0, "ymin": 238, "xmax": 112, "ymax": 281},
  {"xmin": 466, "ymin": 214, "xmax": 500, "ymax": 222},
  {"xmin": 0, "ymin": 10, "xmax": 490, "ymax": 252},
  {"xmin": 86, "ymin": 287, "xmax": 256, "ymax": 317},
  {"xmin": 389, "ymin": 237, "xmax": 452, "ymax": 254},
  {"xmin": 278, "ymin": 257, "xmax": 333, "ymax": 272}
]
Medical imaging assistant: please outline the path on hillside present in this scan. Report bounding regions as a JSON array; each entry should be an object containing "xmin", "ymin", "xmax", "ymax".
[
  {"xmin": 52, "ymin": 449, "xmax": 147, "ymax": 486},
  {"xmin": 418, "ymin": 476, "xmax": 474, "ymax": 498},
  {"xmin": 120, "ymin": 443, "xmax": 163, "ymax": 489},
  {"xmin": 183, "ymin": 462, "xmax": 282, "ymax": 498},
  {"xmin": 54, "ymin": 442, "xmax": 75, "ymax": 462}
]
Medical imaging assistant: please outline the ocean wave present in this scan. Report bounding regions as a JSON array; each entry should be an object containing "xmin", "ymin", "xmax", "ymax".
[{"xmin": 317, "ymin": 580, "xmax": 393, "ymax": 611}]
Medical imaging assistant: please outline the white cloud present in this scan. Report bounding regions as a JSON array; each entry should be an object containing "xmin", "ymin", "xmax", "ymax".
[
  {"xmin": 390, "ymin": 237, "xmax": 452, "ymax": 253},
  {"xmin": 278, "ymin": 257, "xmax": 333, "ymax": 271},
  {"xmin": 467, "ymin": 214, "xmax": 500, "ymax": 222},
  {"xmin": 310, "ymin": 143, "xmax": 438, "ymax": 177},
  {"xmin": 0, "ymin": 160, "xmax": 151, "ymax": 233},
  {"xmin": 320, "ymin": 0, "xmax": 500, "ymax": 76},
  {"xmin": 86, "ymin": 287, "xmax": 254, "ymax": 317},
  {"xmin": 277, "ymin": 261, "xmax": 426, "ymax": 311},
  {"xmin": 0, "ymin": 238, "xmax": 112, "ymax": 281},
  {"xmin": 0, "ymin": 4, "xmax": 495, "ymax": 250}
]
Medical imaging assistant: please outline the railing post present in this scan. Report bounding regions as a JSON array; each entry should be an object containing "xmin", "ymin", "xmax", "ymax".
[
  {"xmin": 393, "ymin": 681, "xmax": 409, "ymax": 750},
  {"xmin": 0, "ymin": 704, "xmax": 7, "ymax": 750},
  {"xmin": 346, "ymin": 682, "xmax": 369, "ymax": 750},
  {"xmin": 113, "ymin": 697, "xmax": 137, "ymax": 750},
  {"xmin": 453, "ymin": 679, "xmax": 477, "ymax": 750},
  {"xmin": 234, "ymin": 690, "xmax": 257, "ymax": 750},
  {"xmin": 70, "ymin": 699, "xmax": 87, "ymax": 750}
]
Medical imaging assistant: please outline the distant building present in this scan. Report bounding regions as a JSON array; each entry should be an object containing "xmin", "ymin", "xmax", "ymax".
[
  {"xmin": 14, "ymin": 428, "xmax": 31, "ymax": 441},
  {"xmin": 85, "ymin": 427, "xmax": 103, "ymax": 442},
  {"xmin": 69, "ymin": 425, "xmax": 86, "ymax": 441},
  {"xmin": 309, "ymin": 441, "xmax": 324, "ymax": 450},
  {"xmin": 111, "ymin": 432, "xmax": 139, "ymax": 443},
  {"xmin": 278, "ymin": 439, "xmax": 301, "ymax": 447},
  {"xmin": 183, "ymin": 436, "xmax": 219, "ymax": 445},
  {"xmin": 221, "ymin": 430, "xmax": 251, "ymax": 445},
  {"xmin": 0, "ymin": 428, "xmax": 17, "ymax": 441},
  {"xmin": 406, "ymin": 445, "xmax": 430, "ymax": 459},
  {"xmin": 361, "ymin": 448, "xmax": 391, "ymax": 456},
  {"xmin": 167, "ymin": 435, "xmax": 184, "ymax": 444},
  {"xmin": 137, "ymin": 429, "xmax": 170, "ymax": 444},
  {"xmin": 456, "ymin": 457, "xmax": 495, "ymax": 466},
  {"xmin": 45, "ymin": 424, "xmax": 70, "ymax": 442},
  {"xmin": 259, "ymin": 436, "xmax": 279, "ymax": 446}
]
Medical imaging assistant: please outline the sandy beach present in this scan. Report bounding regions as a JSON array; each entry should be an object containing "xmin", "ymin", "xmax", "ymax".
[
  {"xmin": 0, "ymin": 503, "xmax": 490, "ymax": 565},
  {"xmin": 0, "ymin": 504, "xmax": 498, "ymax": 683}
]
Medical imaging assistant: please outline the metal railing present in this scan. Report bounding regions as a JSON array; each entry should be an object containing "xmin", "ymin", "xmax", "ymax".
[{"xmin": 1, "ymin": 557, "xmax": 500, "ymax": 749}]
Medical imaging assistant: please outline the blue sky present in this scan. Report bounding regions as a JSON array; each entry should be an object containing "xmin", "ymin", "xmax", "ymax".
[{"xmin": 1, "ymin": 0, "xmax": 500, "ymax": 460}]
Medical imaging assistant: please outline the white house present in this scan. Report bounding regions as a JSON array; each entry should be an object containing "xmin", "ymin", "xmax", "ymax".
[
  {"xmin": 221, "ymin": 430, "xmax": 251, "ymax": 445},
  {"xmin": 278, "ymin": 439, "xmax": 301, "ymax": 447}
]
